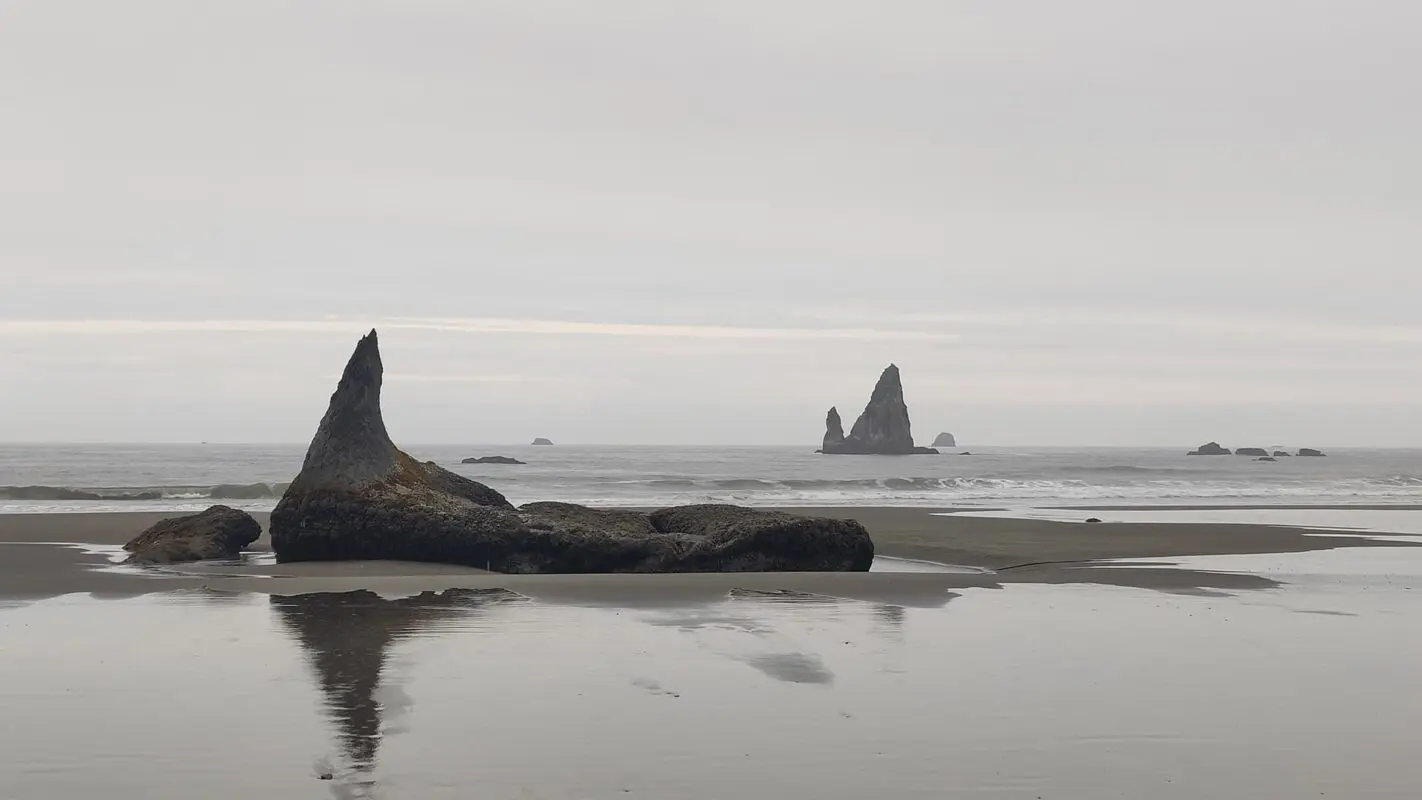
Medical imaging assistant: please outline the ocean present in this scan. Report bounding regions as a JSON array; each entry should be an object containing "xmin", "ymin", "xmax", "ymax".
[{"xmin": 2, "ymin": 444, "xmax": 1419, "ymax": 513}]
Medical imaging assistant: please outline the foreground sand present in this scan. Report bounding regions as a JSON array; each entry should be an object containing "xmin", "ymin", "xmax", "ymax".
[{"xmin": 1, "ymin": 506, "xmax": 1416, "ymax": 601}]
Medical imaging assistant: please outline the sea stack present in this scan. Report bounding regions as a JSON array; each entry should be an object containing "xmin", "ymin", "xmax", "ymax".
[
  {"xmin": 932, "ymin": 432, "xmax": 957, "ymax": 448},
  {"xmin": 821, "ymin": 407, "xmax": 846, "ymax": 452},
  {"xmin": 531, "ymin": 438, "xmax": 554, "ymax": 446},
  {"xmin": 270, "ymin": 330, "xmax": 873, "ymax": 572},
  {"xmin": 1188, "ymin": 442, "xmax": 1231, "ymax": 456},
  {"xmin": 820, "ymin": 365, "xmax": 938, "ymax": 455}
]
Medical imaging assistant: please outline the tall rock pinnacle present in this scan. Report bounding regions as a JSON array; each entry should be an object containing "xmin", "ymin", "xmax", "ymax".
[
  {"xmin": 820, "ymin": 364, "xmax": 938, "ymax": 455},
  {"xmin": 822, "ymin": 407, "xmax": 845, "ymax": 452}
]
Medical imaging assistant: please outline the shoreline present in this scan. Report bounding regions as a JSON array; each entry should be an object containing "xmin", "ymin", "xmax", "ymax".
[{"xmin": 3, "ymin": 506, "xmax": 1418, "ymax": 601}]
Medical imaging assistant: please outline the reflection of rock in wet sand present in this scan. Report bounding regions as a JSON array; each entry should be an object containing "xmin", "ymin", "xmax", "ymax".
[{"xmin": 270, "ymin": 589, "xmax": 520, "ymax": 792}]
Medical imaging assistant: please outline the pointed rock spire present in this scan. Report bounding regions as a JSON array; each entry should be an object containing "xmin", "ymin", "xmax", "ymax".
[
  {"xmin": 822, "ymin": 407, "xmax": 845, "ymax": 451},
  {"xmin": 291, "ymin": 329, "xmax": 400, "ymax": 490},
  {"xmin": 820, "ymin": 364, "xmax": 938, "ymax": 455}
]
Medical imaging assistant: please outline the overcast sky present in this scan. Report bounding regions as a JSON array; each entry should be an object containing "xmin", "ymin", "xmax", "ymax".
[{"xmin": 2, "ymin": 1, "xmax": 1419, "ymax": 446}]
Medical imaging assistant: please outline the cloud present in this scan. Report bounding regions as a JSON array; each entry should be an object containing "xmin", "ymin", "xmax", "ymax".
[{"xmin": 0, "ymin": 316, "xmax": 956, "ymax": 342}]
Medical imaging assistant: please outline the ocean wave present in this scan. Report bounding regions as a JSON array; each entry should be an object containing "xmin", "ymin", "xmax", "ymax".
[
  {"xmin": 1064, "ymin": 465, "xmax": 1199, "ymax": 475},
  {"xmin": 0, "ymin": 482, "xmax": 286, "ymax": 501}
]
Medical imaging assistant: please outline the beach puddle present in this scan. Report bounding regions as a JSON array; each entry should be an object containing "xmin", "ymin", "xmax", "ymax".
[{"xmin": 1, "ymin": 549, "xmax": 1419, "ymax": 799}]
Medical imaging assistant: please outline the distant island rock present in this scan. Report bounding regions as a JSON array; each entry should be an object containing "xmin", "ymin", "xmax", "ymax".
[
  {"xmin": 1235, "ymin": 447, "xmax": 1269, "ymax": 457},
  {"xmin": 461, "ymin": 456, "xmax": 526, "ymax": 465},
  {"xmin": 1273, "ymin": 451, "xmax": 1292, "ymax": 457},
  {"xmin": 1187, "ymin": 442, "xmax": 1231, "ymax": 456},
  {"xmin": 123, "ymin": 505, "xmax": 261, "ymax": 564},
  {"xmin": 819, "ymin": 364, "xmax": 938, "ymax": 455},
  {"xmin": 931, "ymin": 432, "xmax": 957, "ymax": 448},
  {"xmin": 1298, "ymin": 448, "xmax": 1327, "ymax": 457},
  {"xmin": 1255, "ymin": 456, "xmax": 1278, "ymax": 462},
  {"xmin": 531, "ymin": 437, "xmax": 554, "ymax": 446},
  {"xmin": 268, "ymin": 330, "xmax": 873, "ymax": 573}
]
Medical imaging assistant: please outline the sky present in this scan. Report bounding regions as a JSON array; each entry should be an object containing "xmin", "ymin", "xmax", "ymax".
[{"xmin": 1, "ymin": 0, "xmax": 1419, "ymax": 446}]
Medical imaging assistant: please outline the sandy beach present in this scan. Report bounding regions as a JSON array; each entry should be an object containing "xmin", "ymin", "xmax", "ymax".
[{"xmin": 2, "ymin": 506, "xmax": 1414, "ymax": 601}]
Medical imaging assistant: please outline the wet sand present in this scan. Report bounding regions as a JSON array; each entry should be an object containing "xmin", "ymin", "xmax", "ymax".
[
  {"xmin": 3, "ymin": 546, "xmax": 1420, "ymax": 799},
  {"xmin": 1, "ymin": 506, "xmax": 1415, "ymax": 600}
]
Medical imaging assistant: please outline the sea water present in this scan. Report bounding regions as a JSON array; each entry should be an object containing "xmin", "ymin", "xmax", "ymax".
[{"xmin": 2, "ymin": 444, "xmax": 1420, "ymax": 513}]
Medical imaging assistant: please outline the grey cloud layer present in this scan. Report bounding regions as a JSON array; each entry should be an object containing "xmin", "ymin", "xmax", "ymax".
[{"xmin": 0, "ymin": 1, "xmax": 1418, "ymax": 442}]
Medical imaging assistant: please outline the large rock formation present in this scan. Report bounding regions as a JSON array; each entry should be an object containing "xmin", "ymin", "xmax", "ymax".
[
  {"xmin": 820, "ymin": 365, "xmax": 937, "ymax": 455},
  {"xmin": 123, "ymin": 504, "xmax": 262, "ymax": 564},
  {"xmin": 270, "ymin": 330, "xmax": 873, "ymax": 572},
  {"xmin": 821, "ymin": 407, "xmax": 845, "ymax": 452},
  {"xmin": 531, "ymin": 437, "xmax": 554, "ymax": 446},
  {"xmin": 1187, "ymin": 442, "xmax": 1231, "ymax": 456},
  {"xmin": 932, "ymin": 432, "xmax": 957, "ymax": 448},
  {"xmin": 1235, "ymin": 447, "xmax": 1268, "ymax": 457},
  {"xmin": 1298, "ymin": 448, "xmax": 1327, "ymax": 457},
  {"xmin": 461, "ymin": 456, "xmax": 525, "ymax": 465}
]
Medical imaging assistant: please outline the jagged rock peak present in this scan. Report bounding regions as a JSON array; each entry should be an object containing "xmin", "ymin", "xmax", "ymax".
[
  {"xmin": 823, "ymin": 407, "xmax": 845, "ymax": 451},
  {"xmin": 821, "ymin": 364, "xmax": 937, "ymax": 455},
  {"xmin": 291, "ymin": 329, "xmax": 401, "ymax": 491}
]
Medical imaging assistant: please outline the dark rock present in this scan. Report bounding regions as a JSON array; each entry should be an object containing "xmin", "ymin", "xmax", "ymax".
[
  {"xmin": 820, "ymin": 365, "xmax": 938, "ymax": 455},
  {"xmin": 461, "ymin": 456, "xmax": 526, "ymax": 465},
  {"xmin": 1298, "ymin": 448, "xmax": 1327, "ymax": 457},
  {"xmin": 1255, "ymin": 457, "xmax": 1278, "ymax": 462},
  {"xmin": 646, "ymin": 505, "xmax": 875, "ymax": 571},
  {"xmin": 822, "ymin": 407, "xmax": 845, "ymax": 452},
  {"xmin": 531, "ymin": 438, "xmax": 554, "ymax": 446},
  {"xmin": 931, "ymin": 432, "xmax": 957, "ymax": 447},
  {"xmin": 210, "ymin": 482, "xmax": 274, "ymax": 499},
  {"xmin": 1273, "ymin": 451, "xmax": 1292, "ymax": 457},
  {"xmin": 520, "ymin": 502, "xmax": 659, "ymax": 538},
  {"xmin": 1235, "ymin": 447, "xmax": 1269, "ymax": 457},
  {"xmin": 1187, "ymin": 442, "xmax": 1231, "ymax": 456},
  {"xmin": 270, "ymin": 330, "xmax": 872, "ymax": 573},
  {"xmin": 123, "ymin": 505, "xmax": 262, "ymax": 564},
  {"xmin": 1085, "ymin": 517, "xmax": 1102, "ymax": 523},
  {"xmin": 960, "ymin": 451, "xmax": 972, "ymax": 456}
]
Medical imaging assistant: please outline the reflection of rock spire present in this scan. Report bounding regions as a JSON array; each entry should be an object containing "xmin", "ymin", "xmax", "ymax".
[{"xmin": 271, "ymin": 589, "xmax": 518, "ymax": 791}]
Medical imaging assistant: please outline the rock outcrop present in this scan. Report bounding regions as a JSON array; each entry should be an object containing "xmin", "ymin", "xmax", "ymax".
[
  {"xmin": 821, "ymin": 407, "xmax": 845, "ymax": 452},
  {"xmin": 820, "ymin": 365, "xmax": 938, "ymax": 455},
  {"xmin": 123, "ymin": 505, "xmax": 262, "ymax": 564},
  {"xmin": 1187, "ymin": 442, "xmax": 1231, "ymax": 456},
  {"xmin": 1273, "ymin": 451, "xmax": 1292, "ymax": 457},
  {"xmin": 1235, "ymin": 447, "xmax": 1269, "ymax": 457},
  {"xmin": 461, "ymin": 456, "xmax": 526, "ymax": 465},
  {"xmin": 1298, "ymin": 448, "xmax": 1327, "ymax": 457},
  {"xmin": 531, "ymin": 438, "xmax": 554, "ymax": 446},
  {"xmin": 270, "ymin": 330, "xmax": 873, "ymax": 573},
  {"xmin": 1256, "ymin": 457, "xmax": 1278, "ymax": 462},
  {"xmin": 931, "ymin": 432, "xmax": 957, "ymax": 448}
]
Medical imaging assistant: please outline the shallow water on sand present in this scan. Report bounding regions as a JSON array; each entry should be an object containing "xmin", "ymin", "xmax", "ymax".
[{"xmin": 2, "ymin": 550, "xmax": 1420, "ymax": 799}]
